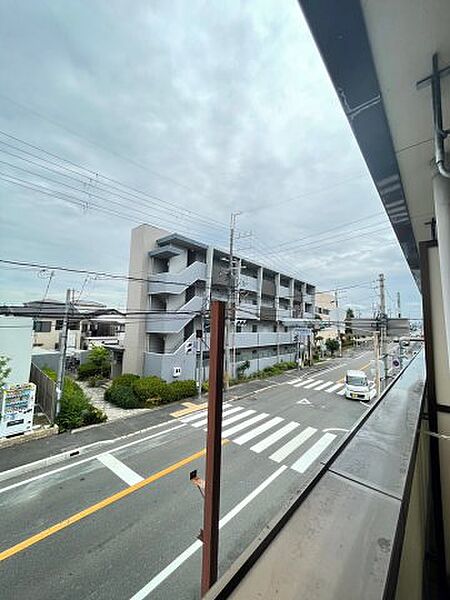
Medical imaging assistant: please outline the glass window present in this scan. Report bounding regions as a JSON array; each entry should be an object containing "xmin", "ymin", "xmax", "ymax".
[
  {"xmin": 346, "ymin": 374, "xmax": 368, "ymax": 386},
  {"xmin": 34, "ymin": 320, "xmax": 52, "ymax": 333}
]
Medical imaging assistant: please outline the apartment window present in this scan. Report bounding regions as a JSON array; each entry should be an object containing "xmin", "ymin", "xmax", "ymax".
[
  {"xmin": 252, "ymin": 349, "xmax": 257, "ymax": 356},
  {"xmin": 252, "ymin": 324, "xmax": 257, "ymax": 333},
  {"xmin": 236, "ymin": 324, "xmax": 242, "ymax": 333},
  {"xmin": 56, "ymin": 320, "xmax": 79, "ymax": 330},
  {"xmin": 284, "ymin": 326, "xmax": 288, "ymax": 332},
  {"xmin": 273, "ymin": 325, "xmax": 277, "ymax": 332},
  {"xmin": 34, "ymin": 320, "xmax": 51, "ymax": 333}
]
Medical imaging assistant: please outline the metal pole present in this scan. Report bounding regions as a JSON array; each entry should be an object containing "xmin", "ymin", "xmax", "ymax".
[
  {"xmin": 378, "ymin": 273, "xmax": 389, "ymax": 379},
  {"xmin": 197, "ymin": 310, "xmax": 205, "ymax": 402},
  {"xmin": 397, "ymin": 291, "xmax": 401, "ymax": 318},
  {"xmin": 335, "ymin": 289, "xmax": 342, "ymax": 357},
  {"xmin": 201, "ymin": 300, "xmax": 226, "ymax": 596},
  {"xmin": 373, "ymin": 331, "xmax": 380, "ymax": 398},
  {"xmin": 225, "ymin": 212, "xmax": 239, "ymax": 388},
  {"xmin": 55, "ymin": 288, "xmax": 71, "ymax": 421}
]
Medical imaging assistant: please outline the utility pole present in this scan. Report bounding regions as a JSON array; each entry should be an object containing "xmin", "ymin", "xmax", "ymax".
[
  {"xmin": 55, "ymin": 288, "xmax": 71, "ymax": 421},
  {"xmin": 196, "ymin": 309, "xmax": 205, "ymax": 401},
  {"xmin": 397, "ymin": 291, "xmax": 401, "ymax": 318},
  {"xmin": 373, "ymin": 331, "xmax": 381, "ymax": 398},
  {"xmin": 201, "ymin": 300, "xmax": 226, "ymax": 596},
  {"xmin": 225, "ymin": 212, "xmax": 240, "ymax": 388},
  {"xmin": 335, "ymin": 289, "xmax": 342, "ymax": 357},
  {"xmin": 378, "ymin": 273, "xmax": 389, "ymax": 380}
]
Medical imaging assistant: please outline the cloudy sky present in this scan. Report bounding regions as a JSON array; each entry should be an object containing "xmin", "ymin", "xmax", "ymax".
[{"xmin": 0, "ymin": 0, "xmax": 422, "ymax": 318}]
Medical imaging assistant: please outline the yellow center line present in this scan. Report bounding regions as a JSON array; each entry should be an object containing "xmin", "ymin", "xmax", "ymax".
[{"xmin": 0, "ymin": 440, "xmax": 229, "ymax": 562}]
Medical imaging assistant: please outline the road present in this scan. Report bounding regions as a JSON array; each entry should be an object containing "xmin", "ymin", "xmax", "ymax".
[{"xmin": 0, "ymin": 349, "xmax": 376, "ymax": 599}]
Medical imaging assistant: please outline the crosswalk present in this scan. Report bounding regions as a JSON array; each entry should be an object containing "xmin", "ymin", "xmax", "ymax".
[
  {"xmin": 287, "ymin": 377, "xmax": 346, "ymax": 395},
  {"xmin": 176, "ymin": 403, "xmax": 337, "ymax": 474}
]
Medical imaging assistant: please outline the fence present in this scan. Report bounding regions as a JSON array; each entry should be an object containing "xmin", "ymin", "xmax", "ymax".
[{"xmin": 30, "ymin": 362, "xmax": 56, "ymax": 423}]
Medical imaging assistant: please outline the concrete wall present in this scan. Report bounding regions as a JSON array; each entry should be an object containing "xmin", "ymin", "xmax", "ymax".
[
  {"xmin": 429, "ymin": 246, "xmax": 450, "ymax": 575},
  {"xmin": 123, "ymin": 224, "xmax": 169, "ymax": 375},
  {"xmin": 0, "ymin": 316, "xmax": 33, "ymax": 385}
]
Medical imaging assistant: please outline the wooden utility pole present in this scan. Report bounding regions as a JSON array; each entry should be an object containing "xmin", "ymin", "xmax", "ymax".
[{"xmin": 201, "ymin": 301, "xmax": 226, "ymax": 596}]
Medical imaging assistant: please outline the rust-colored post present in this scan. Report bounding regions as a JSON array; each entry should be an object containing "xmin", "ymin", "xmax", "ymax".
[{"xmin": 201, "ymin": 300, "xmax": 226, "ymax": 596}]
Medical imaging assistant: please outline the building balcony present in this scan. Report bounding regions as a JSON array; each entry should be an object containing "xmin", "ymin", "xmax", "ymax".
[
  {"xmin": 240, "ymin": 274, "xmax": 258, "ymax": 293},
  {"xmin": 146, "ymin": 296, "xmax": 202, "ymax": 334},
  {"xmin": 279, "ymin": 285, "xmax": 291, "ymax": 298},
  {"xmin": 148, "ymin": 261, "xmax": 207, "ymax": 295}
]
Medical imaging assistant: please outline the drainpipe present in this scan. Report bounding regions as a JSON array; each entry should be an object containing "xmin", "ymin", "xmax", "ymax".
[{"xmin": 431, "ymin": 54, "xmax": 450, "ymax": 179}]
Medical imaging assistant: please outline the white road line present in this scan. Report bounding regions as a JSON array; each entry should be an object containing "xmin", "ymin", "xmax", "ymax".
[
  {"xmin": 303, "ymin": 379, "xmax": 324, "ymax": 389},
  {"xmin": 128, "ymin": 466, "xmax": 288, "ymax": 600},
  {"xmin": 179, "ymin": 403, "xmax": 232, "ymax": 423},
  {"xmin": 325, "ymin": 383, "xmax": 344, "ymax": 393},
  {"xmin": 190, "ymin": 406, "xmax": 245, "ymax": 428},
  {"xmin": 337, "ymin": 387, "xmax": 347, "ymax": 396},
  {"xmin": 0, "ymin": 423, "xmax": 187, "ymax": 495},
  {"xmin": 97, "ymin": 453, "xmax": 144, "ymax": 486},
  {"xmin": 222, "ymin": 413, "xmax": 268, "ymax": 438},
  {"xmin": 269, "ymin": 427, "xmax": 317, "ymax": 463},
  {"xmin": 291, "ymin": 433, "xmax": 337, "ymax": 473},
  {"xmin": 233, "ymin": 417, "xmax": 284, "ymax": 445},
  {"xmin": 221, "ymin": 409, "xmax": 256, "ymax": 428},
  {"xmin": 250, "ymin": 422, "xmax": 299, "ymax": 453},
  {"xmin": 287, "ymin": 377, "xmax": 303, "ymax": 385},
  {"xmin": 293, "ymin": 379, "xmax": 315, "ymax": 388},
  {"xmin": 313, "ymin": 380, "xmax": 335, "ymax": 391}
]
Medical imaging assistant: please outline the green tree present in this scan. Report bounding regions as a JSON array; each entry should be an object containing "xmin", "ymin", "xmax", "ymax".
[
  {"xmin": 345, "ymin": 308, "xmax": 355, "ymax": 335},
  {"xmin": 0, "ymin": 356, "xmax": 11, "ymax": 388},
  {"xmin": 325, "ymin": 338, "xmax": 340, "ymax": 357},
  {"xmin": 78, "ymin": 346, "xmax": 111, "ymax": 380}
]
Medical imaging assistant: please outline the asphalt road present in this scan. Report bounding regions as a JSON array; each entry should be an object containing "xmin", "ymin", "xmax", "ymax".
[{"xmin": 0, "ymin": 349, "xmax": 378, "ymax": 600}]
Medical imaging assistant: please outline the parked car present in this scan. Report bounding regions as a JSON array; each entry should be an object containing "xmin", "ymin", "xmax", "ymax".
[{"xmin": 344, "ymin": 369, "xmax": 374, "ymax": 401}]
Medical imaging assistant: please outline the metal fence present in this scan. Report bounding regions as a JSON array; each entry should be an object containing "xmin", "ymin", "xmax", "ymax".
[{"xmin": 30, "ymin": 362, "xmax": 56, "ymax": 423}]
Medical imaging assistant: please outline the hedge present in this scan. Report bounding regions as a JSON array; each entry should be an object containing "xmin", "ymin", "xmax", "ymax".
[
  {"xmin": 43, "ymin": 368, "xmax": 106, "ymax": 431},
  {"xmin": 104, "ymin": 374, "xmax": 197, "ymax": 409}
]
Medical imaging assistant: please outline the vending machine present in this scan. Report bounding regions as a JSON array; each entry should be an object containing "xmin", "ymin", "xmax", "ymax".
[{"xmin": 0, "ymin": 383, "xmax": 36, "ymax": 438}]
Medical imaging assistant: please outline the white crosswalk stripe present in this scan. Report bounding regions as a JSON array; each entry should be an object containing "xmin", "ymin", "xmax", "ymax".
[
  {"xmin": 222, "ymin": 413, "xmax": 269, "ymax": 438},
  {"xmin": 250, "ymin": 422, "xmax": 299, "ymax": 453},
  {"xmin": 233, "ymin": 417, "xmax": 284, "ymax": 446},
  {"xmin": 337, "ymin": 387, "xmax": 347, "ymax": 396},
  {"xmin": 303, "ymin": 379, "xmax": 324, "ymax": 389},
  {"xmin": 190, "ymin": 406, "xmax": 246, "ymax": 428},
  {"xmin": 269, "ymin": 427, "xmax": 317, "ymax": 463},
  {"xmin": 180, "ymin": 404, "xmax": 233, "ymax": 423},
  {"xmin": 313, "ymin": 380, "xmax": 336, "ymax": 391},
  {"xmin": 293, "ymin": 379, "xmax": 315, "ymax": 388},
  {"xmin": 287, "ymin": 377, "xmax": 303, "ymax": 385},
  {"xmin": 221, "ymin": 409, "xmax": 256, "ymax": 427},
  {"xmin": 325, "ymin": 383, "xmax": 344, "ymax": 394},
  {"xmin": 291, "ymin": 433, "xmax": 337, "ymax": 473}
]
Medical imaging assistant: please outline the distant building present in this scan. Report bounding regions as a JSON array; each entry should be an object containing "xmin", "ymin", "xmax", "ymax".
[
  {"xmin": 0, "ymin": 300, "xmax": 125, "ymax": 353},
  {"xmin": 315, "ymin": 292, "xmax": 337, "ymax": 342},
  {"xmin": 123, "ymin": 224, "xmax": 316, "ymax": 381}
]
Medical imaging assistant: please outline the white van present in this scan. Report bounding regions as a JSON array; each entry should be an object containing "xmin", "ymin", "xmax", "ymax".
[{"xmin": 344, "ymin": 370, "xmax": 374, "ymax": 401}]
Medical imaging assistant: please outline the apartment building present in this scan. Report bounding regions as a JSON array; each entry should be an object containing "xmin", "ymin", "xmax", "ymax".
[
  {"xmin": 315, "ymin": 291, "xmax": 338, "ymax": 341},
  {"xmin": 123, "ymin": 224, "xmax": 316, "ymax": 381}
]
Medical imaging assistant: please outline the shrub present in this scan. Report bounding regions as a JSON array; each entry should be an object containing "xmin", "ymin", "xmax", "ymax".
[
  {"xmin": 160, "ymin": 379, "xmax": 197, "ymax": 404},
  {"xmin": 133, "ymin": 376, "xmax": 166, "ymax": 403},
  {"xmin": 236, "ymin": 360, "xmax": 250, "ymax": 379},
  {"xmin": 88, "ymin": 374, "xmax": 107, "ymax": 387},
  {"xmin": 111, "ymin": 373, "xmax": 140, "ymax": 388},
  {"xmin": 106, "ymin": 384, "xmax": 145, "ymax": 409},
  {"xmin": 43, "ymin": 368, "xmax": 106, "ymax": 431},
  {"xmin": 77, "ymin": 346, "xmax": 111, "ymax": 380}
]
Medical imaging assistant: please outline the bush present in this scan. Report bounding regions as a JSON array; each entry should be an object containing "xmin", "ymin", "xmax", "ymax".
[
  {"xmin": 106, "ymin": 384, "xmax": 144, "ymax": 409},
  {"xmin": 77, "ymin": 346, "xmax": 111, "ymax": 380},
  {"xmin": 43, "ymin": 368, "xmax": 106, "ymax": 431},
  {"xmin": 160, "ymin": 380, "xmax": 197, "ymax": 404},
  {"xmin": 88, "ymin": 374, "xmax": 107, "ymax": 387},
  {"xmin": 133, "ymin": 376, "xmax": 166, "ymax": 403},
  {"xmin": 111, "ymin": 373, "xmax": 140, "ymax": 387}
]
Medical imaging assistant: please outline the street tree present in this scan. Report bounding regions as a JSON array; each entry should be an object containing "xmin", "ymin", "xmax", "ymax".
[{"xmin": 325, "ymin": 338, "xmax": 340, "ymax": 357}]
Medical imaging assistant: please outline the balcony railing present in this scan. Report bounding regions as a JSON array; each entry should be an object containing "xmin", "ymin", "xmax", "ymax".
[{"xmin": 148, "ymin": 261, "xmax": 207, "ymax": 295}]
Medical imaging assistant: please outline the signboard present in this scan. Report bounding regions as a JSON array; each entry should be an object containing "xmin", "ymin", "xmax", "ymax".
[{"xmin": 0, "ymin": 383, "xmax": 36, "ymax": 438}]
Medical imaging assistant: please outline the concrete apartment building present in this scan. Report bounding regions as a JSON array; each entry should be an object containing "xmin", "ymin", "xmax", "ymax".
[{"xmin": 123, "ymin": 224, "xmax": 316, "ymax": 381}]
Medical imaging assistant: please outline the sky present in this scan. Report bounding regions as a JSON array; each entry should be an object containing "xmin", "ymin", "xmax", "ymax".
[{"xmin": 0, "ymin": 0, "xmax": 422, "ymax": 319}]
